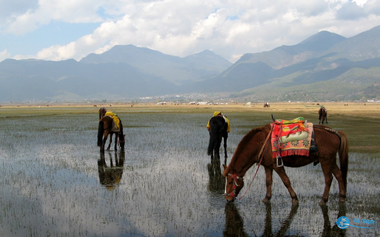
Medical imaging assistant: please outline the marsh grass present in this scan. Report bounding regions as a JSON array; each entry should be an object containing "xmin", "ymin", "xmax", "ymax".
[{"xmin": 0, "ymin": 109, "xmax": 379, "ymax": 236}]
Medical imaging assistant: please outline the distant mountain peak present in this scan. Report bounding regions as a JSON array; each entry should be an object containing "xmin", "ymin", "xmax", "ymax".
[{"xmin": 298, "ymin": 30, "xmax": 346, "ymax": 52}]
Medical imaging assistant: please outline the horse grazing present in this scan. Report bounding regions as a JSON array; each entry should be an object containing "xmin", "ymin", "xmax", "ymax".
[
  {"xmin": 97, "ymin": 115, "xmax": 125, "ymax": 151},
  {"xmin": 223, "ymin": 123, "xmax": 348, "ymax": 205},
  {"xmin": 319, "ymin": 106, "xmax": 328, "ymax": 124},
  {"xmin": 207, "ymin": 116, "xmax": 228, "ymax": 164}
]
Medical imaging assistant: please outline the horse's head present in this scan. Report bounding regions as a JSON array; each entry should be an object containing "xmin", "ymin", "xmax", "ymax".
[{"xmin": 223, "ymin": 165, "xmax": 244, "ymax": 202}]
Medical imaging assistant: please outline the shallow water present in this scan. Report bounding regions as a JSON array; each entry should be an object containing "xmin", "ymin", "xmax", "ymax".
[{"xmin": 0, "ymin": 112, "xmax": 379, "ymax": 236}]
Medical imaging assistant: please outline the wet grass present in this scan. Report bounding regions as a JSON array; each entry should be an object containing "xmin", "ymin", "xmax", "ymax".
[{"xmin": 0, "ymin": 110, "xmax": 379, "ymax": 236}]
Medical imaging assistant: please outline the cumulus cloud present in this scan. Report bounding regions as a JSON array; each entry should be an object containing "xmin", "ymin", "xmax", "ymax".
[
  {"xmin": 0, "ymin": 49, "xmax": 11, "ymax": 62},
  {"xmin": 1, "ymin": 0, "xmax": 380, "ymax": 62}
]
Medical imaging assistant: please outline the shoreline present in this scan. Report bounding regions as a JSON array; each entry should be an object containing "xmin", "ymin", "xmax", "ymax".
[{"xmin": 1, "ymin": 101, "xmax": 379, "ymax": 119}]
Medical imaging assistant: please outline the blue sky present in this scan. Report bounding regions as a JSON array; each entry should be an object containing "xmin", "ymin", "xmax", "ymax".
[{"xmin": 1, "ymin": 0, "xmax": 379, "ymax": 63}]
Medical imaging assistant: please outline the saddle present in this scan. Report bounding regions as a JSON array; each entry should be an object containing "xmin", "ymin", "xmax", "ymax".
[
  {"xmin": 105, "ymin": 112, "xmax": 121, "ymax": 132},
  {"xmin": 271, "ymin": 117, "xmax": 314, "ymax": 158}
]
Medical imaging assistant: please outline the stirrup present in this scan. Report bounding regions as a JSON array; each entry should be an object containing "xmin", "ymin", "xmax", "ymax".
[{"xmin": 276, "ymin": 156, "xmax": 284, "ymax": 167}]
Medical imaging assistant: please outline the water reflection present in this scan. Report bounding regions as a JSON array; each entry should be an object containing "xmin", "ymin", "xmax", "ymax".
[
  {"xmin": 224, "ymin": 203, "xmax": 299, "ymax": 237},
  {"xmin": 224, "ymin": 202, "xmax": 249, "ymax": 237},
  {"xmin": 320, "ymin": 203, "xmax": 347, "ymax": 237},
  {"xmin": 262, "ymin": 203, "xmax": 299, "ymax": 237},
  {"xmin": 207, "ymin": 158, "xmax": 225, "ymax": 193},
  {"xmin": 223, "ymin": 202, "xmax": 348, "ymax": 236},
  {"xmin": 98, "ymin": 151, "xmax": 125, "ymax": 190}
]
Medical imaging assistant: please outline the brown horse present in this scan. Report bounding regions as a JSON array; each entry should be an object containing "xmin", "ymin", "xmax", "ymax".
[
  {"xmin": 264, "ymin": 102, "xmax": 270, "ymax": 107},
  {"xmin": 97, "ymin": 115, "xmax": 125, "ymax": 152},
  {"xmin": 223, "ymin": 123, "xmax": 348, "ymax": 205},
  {"xmin": 319, "ymin": 106, "xmax": 328, "ymax": 124},
  {"xmin": 98, "ymin": 108, "xmax": 125, "ymax": 151}
]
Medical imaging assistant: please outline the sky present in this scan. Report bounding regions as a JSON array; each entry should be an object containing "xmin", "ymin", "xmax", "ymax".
[{"xmin": 0, "ymin": 0, "xmax": 380, "ymax": 63}]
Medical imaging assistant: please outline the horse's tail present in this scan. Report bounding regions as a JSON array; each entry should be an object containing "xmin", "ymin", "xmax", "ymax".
[
  {"xmin": 119, "ymin": 119, "xmax": 125, "ymax": 144},
  {"xmin": 119, "ymin": 119, "xmax": 124, "ymax": 136},
  {"xmin": 97, "ymin": 120, "xmax": 104, "ymax": 147},
  {"xmin": 207, "ymin": 119, "xmax": 220, "ymax": 156},
  {"xmin": 338, "ymin": 131, "xmax": 349, "ymax": 193}
]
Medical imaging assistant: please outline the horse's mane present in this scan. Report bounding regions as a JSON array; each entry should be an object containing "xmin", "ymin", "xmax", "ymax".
[{"xmin": 228, "ymin": 124, "xmax": 271, "ymax": 172}]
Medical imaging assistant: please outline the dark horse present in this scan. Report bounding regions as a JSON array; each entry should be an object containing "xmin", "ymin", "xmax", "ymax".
[
  {"xmin": 207, "ymin": 116, "xmax": 228, "ymax": 165},
  {"xmin": 319, "ymin": 106, "xmax": 328, "ymax": 124},
  {"xmin": 97, "ymin": 114, "xmax": 125, "ymax": 152},
  {"xmin": 223, "ymin": 123, "xmax": 348, "ymax": 205}
]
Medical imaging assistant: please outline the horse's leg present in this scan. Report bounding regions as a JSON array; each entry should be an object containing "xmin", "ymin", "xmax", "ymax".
[
  {"xmin": 274, "ymin": 166, "xmax": 299, "ymax": 205},
  {"xmin": 113, "ymin": 133, "xmax": 118, "ymax": 151},
  {"xmin": 223, "ymin": 135, "xmax": 228, "ymax": 165},
  {"xmin": 319, "ymin": 161, "xmax": 334, "ymax": 205},
  {"xmin": 331, "ymin": 163, "xmax": 346, "ymax": 202},
  {"xmin": 215, "ymin": 137, "xmax": 221, "ymax": 161},
  {"xmin": 325, "ymin": 114, "xmax": 328, "ymax": 124},
  {"xmin": 107, "ymin": 133, "xmax": 112, "ymax": 151},
  {"xmin": 262, "ymin": 166, "xmax": 273, "ymax": 203},
  {"xmin": 102, "ymin": 132, "xmax": 109, "ymax": 152}
]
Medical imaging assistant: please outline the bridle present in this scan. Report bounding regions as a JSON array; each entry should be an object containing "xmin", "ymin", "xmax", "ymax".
[
  {"xmin": 225, "ymin": 173, "xmax": 243, "ymax": 199},
  {"xmin": 224, "ymin": 123, "xmax": 273, "ymax": 200}
]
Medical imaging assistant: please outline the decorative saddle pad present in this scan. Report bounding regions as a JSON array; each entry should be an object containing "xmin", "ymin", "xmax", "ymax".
[{"xmin": 271, "ymin": 117, "xmax": 313, "ymax": 158}]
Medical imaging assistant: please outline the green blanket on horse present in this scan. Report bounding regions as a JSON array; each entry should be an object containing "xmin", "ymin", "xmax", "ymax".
[{"xmin": 271, "ymin": 117, "xmax": 313, "ymax": 158}]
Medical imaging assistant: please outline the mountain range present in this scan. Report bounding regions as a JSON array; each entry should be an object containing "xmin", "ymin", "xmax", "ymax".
[{"xmin": 1, "ymin": 25, "xmax": 380, "ymax": 102}]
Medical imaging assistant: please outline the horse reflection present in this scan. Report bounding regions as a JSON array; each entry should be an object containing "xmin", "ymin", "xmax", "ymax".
[
  {"xmin": 224, "ymin": 202, "xmax": 298, "ymax": 237},
  {"xmin": 262, "ymin": 203, "xmax": 298, "ymax": 237},
  {"xmin": 320, "ymin": 203, "xmax": 347, "ymax": 237},
  {"xmin": 98, "ymin": 151, "xmax": 125, "ymax": 190},
  {"xmin": 207, "ymin": 158, "xmax": 225, "ymax": 193},
  {"xmin": 224, "ymin": 202, "xmax": 249, "ymax": 237}
]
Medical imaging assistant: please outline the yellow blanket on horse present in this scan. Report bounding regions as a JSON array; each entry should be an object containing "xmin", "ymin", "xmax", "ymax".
[
  {"xmin": 271, "ymin": 117, "xmax": 313, "ymax": 158},
  {"xmin": 105, "ymin": 112, "xmax": 120, "ymax": 131}
]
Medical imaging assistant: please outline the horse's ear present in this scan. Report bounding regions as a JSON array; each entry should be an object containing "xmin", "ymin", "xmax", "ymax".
[{"xmin": 222, "ymin": 165, "xmax": 229, "ymax": 177}]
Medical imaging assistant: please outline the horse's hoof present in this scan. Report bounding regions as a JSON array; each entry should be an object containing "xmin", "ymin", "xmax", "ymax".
[
  {"xmin": 262, "ymin": 198, "xmax": 270, "ymax": 204},
  {"xmin": 319, "ymin": 200, "xmax": 327, "ymax": 206},
  {"xmin": 339, "ymin": 197, "xmax": 346, "ymax": 203},
  {"xmin": 292, "ymin": 199, "xmax": 299, "ymax": 206}
]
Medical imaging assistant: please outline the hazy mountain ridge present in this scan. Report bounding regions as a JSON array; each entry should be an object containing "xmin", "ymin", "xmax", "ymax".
[
  {"xmin": 80, "ymin": 45, "xmax": 232, "ymax": 84},
  {"xmin": 1, "ymin": 25, "xmax": 380, "ymax": 102},
  {"xmin": 192, "ymin": 25, "xmax": 380, "ymax": 101}
]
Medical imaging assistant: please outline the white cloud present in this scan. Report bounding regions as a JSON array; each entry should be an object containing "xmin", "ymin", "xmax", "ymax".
[
  {"xmin": 1, "ymin": 0, "xmax": 380, "ymax": 62},
  {"xmin": 0, "ymin": 49, "xmax": 11, "ymax": 62}
]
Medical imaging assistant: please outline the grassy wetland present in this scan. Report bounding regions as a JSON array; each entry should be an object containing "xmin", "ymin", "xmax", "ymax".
[{"xmin": 0, "ymin": 102, "xmax": 379, "ymax": 236}]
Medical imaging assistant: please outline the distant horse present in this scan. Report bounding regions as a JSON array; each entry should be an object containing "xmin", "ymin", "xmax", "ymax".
[
  {"xmin": 264, "ymin": 102, "xmax": 270, "ymax": 107},
  {"xmin": 319, "ymin": 106, "xmax": 328, "ymax": 124},
  {"xmin": 223, "ymin": 123, "xmax": 348, "ymax": 205},
  {"xmin": 98, "ymin": 108, "xmax": 125, "ymax": 151},
  {"xmin": 97, "ymin": 114, "xmax": 125, "ymax": 151},
  {"xmin": 207, "ymin": 116, "xmax": 228, "ymax": 165}
]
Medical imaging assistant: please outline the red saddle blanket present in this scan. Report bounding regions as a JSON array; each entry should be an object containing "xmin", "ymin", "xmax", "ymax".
[{"xmin": 271, "ymin": 117, "xmax": 313, "ymax": 158}]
